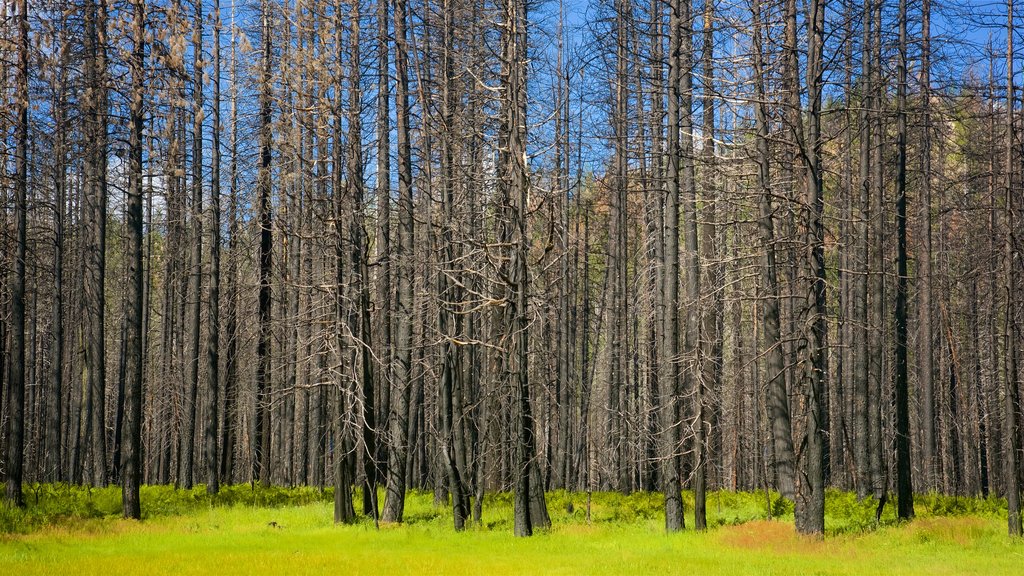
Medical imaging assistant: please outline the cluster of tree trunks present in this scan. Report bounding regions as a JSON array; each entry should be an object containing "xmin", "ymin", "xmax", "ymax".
[{"xmin": 1, "ymin": 0, "xmax": 1022, "ymax": 538}]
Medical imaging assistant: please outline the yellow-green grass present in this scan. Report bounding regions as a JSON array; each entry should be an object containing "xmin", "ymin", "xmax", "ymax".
[{"xmin": 1, "ymin": 487, "xmax": 1019, "ymax": 575}]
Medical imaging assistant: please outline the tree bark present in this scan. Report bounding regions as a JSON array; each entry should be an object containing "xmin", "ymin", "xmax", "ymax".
[
  {"xmin": 221, "ymin": 17, "xmax": 240, "ymax": 483},
  {"xmin": 1003, "ymin": 0, "xmax": 1022, "ymax": 537},
  {"xmin": 917, "ymin": 0, "xmax": 937, "ymax": 494},
  {"xmin": 382, "ymin": 0, "xmax": 414, "ymax": 523},
  {"xmin": 205, "ymin": 0, "xmax": 223, "ymax": 495},
  {"xmin": 5, "ymin": 0, "xmax": 29, "ymax": 507},
  {"xmin": 181, "ymin": 0, "xmax": 205, "ymax": 491},
  {"xmin": 894, "ymin": 0, "xmax": 914, "ymax": 519},
  {"xmin": 254, "ymin": 0, "xmax": 274, "ymax": 485},
  {"xmin": 751, "ymin": 0, "xmax": 795, "ymax": 502},
  {"xmin": 659, "ymin": 0, "xmax": 685, "ymax": 532},
  {"xmin": 84, "ymin": 0, "xmax": 110, "ymax": 487},
  {"xmin": 793, "ymin": 0, "xmax": 827, "ymax": 536},
  {"xmin": 120, "ymin": 0, "xmax": 146, "ymax": 519},
  {"xmin": 47, "ymin": 20, "xmax": 69, "ymax": 484}
]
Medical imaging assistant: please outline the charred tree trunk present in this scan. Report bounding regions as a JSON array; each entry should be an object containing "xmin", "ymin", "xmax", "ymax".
[
  {"xmin": 204, "ymin": 0, "xmax": 223, "ymax": 496},
  {"xmin": 5, "ymin": 0, "xmax": 29, "ymax": 507},
  {"xmin": 254, "ymin": 0, "xmax": 274, "ymax": 485},
  {"xmin": 793, "ymin": 0, "xmax": 827, "ymax": 536},
  {"xmin": 751, "ymin": 0, "xmax": 795, "ymax": 502},
  {"xmin": 121, "ymin": 0, "xmax": 146, "ymax": 519},
  {"xmin": 1003, "ymin": 0, "xmax": 1022, "ymax": 537},
  {"xmin": 382, "ymin": 0, "xmax": 414, "ymax": 523},
  {"xmin": 894, "ymin": 0, "xmax": 914, "ymax": 520}
]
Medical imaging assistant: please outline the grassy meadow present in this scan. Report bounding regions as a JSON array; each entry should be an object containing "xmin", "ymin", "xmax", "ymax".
[{"xmin": 1, "ymin": 485, "xmax": 1020, "ymax": 575}]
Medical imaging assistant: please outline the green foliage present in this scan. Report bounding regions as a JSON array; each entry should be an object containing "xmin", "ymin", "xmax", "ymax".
[
  {"xmin": 2, "ymin": 489, "xmax": 1019, "ymax": 575},
  {"xmin": 915, "ymin": 492, "xmax": 1006, "ymax": 518},
  {"xmin": 1, "ymin": 484, "xmax": 1013, "ymax": 542},
  {"xmin": 821, "ymin": 489, "xmax": 892, "ymax": 533},
  {"xmin": 0, "ymin": 483, "xmax": 333, "ymax": 534}
]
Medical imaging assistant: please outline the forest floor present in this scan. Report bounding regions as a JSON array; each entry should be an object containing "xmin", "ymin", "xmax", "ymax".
[{"xmin": 0, "ymin": 485, "xmax": 1020, "ymax": 575}]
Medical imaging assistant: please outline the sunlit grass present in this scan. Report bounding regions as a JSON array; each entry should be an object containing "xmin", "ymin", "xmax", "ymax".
[{"xmin": 1, "ymin": 485, "xmax": 1019, "ymax": 575}]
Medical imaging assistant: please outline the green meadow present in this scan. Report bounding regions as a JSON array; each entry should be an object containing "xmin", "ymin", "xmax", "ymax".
[{"xmin": 1, "ymin": 485, "xmax": 1019, "ymax": 575}]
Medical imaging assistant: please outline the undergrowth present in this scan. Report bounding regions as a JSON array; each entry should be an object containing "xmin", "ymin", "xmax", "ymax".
[
  {"xmin": 0, "ymin": 483, "xmax": 333, "ymax": 534},
  {"xmin": 0, "ymin": 482, "xmax": 1008, "ymax": 536}
]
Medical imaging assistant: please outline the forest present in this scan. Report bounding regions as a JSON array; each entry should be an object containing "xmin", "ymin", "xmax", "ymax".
[{"xmin": 0, "ymin": 0, "xmax": 1022, "ymax": 546}]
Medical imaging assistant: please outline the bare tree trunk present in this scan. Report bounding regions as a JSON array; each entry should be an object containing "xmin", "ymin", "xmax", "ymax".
[
  {"xmin": 606, "ymin": 0, "xmax": 631, "ymax": 494},
  {"xmin": 659, "ymin": 0, "xmax": 684, "ymax": 532},
  {"xmin": 917, "ymin": 0, "xmax": 937, "ymax": 493},
  {"xmin": 553, "ymin": 0, "xmax": 571, "ymax": 493},
  {"xmin": 868, "ymin": 0, "xmax": 885, "ymax": 502},
  {"xmin": 504, "ymin": 0, "xmax": 546, "ymax": 537},
  {"xmin": 984, "ymin": 51, "xmax": 1004, "ymax": 499},
  {"xmin": 1003, "ymin": 0, "xmax": 1022, "ymax": 537},
  {"xmin": 205, "ymin": 0, "xmax": 223, "ymax": 495},
  {"xmin": 341, "ymin": 0, "xmax": 378, "ymax": 520},
  {"xmin": 751, "ymin": 0, "xmax": 795, "ymax": 502},
  {"xmin": 375, "ymin": 0, "xmax": 393, "ymax": 491},
  {"xmin": 181, "ymin": 0, "xmax": 205, "ymax": 490},
  {"xmin": 254, "ymin": 0, "xmax": 274, "ymax": 485},
  {"xmin": 793, "ymin": 0, "xmax": 827, "ymax": 536},
  {"xmin": 382, "ymin": 0, "xmax": 414, "ymax": 523},
  {"xmin": 0, "ymin": 2, "xmax": 8, "ymax": 487},
  {"xmin": 120, "ymin": 0, "xmax": 146, "ymax": 518},
  {"xmin": 221, "ymin": 17, "xmax": 240, "ymax": 483},
  {"xmin": 852, "ymin": 0, "xmax": 872, "ymax": 499},
  {"xmin": 438, "ymin": 0, "xmax": 469, "ymax": 530},
  {"xmin": 47, "ymin": 22, "xmax": 70, "ymax": 483},
  {"xmin": 680, "ymin": 0, "xmax": 698, "ymax": 497},
  {"xmin": 5, "ymin": 0, "xmax": 29, "ymax": 507},
  {"xmin": 694, "ymin": 0, "xmax": 719, "ymax": 530},
  {"xmin": 894, "ymin": 0, "xmax": 914, "ymax": 519},
  {"xmin": 119, "ymin": 0, "xmax": 146, "ymax": 516},
  {"xmin": 84, "ymin": 0, "xmax": 110, "ymax": 487}
]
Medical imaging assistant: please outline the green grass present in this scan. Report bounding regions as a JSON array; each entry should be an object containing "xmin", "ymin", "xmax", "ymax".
[{"xmin": 1, "ymin": 486, "xmax": 1020, "ymax": 575}]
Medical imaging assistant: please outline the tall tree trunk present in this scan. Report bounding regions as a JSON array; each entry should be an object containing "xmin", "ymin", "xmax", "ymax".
[
  {"xmin": 794, "ymin": 0, "xmax": 827, "ymax": 536},
  {"xmin": 206, "ymin": 0, "xmax": 223, "ymax": 495},
  {"xmin": 984, "ymin": 52, "xmax": 1004, "ymax": 499},
  {"xmin": 679, "ymin": 0, "xmax": 698, "ymax": 497},
  {"xmin": 84, "ymin": 0, "xmax": 110, "ymax": 487},
  {"xmin": 606, "ymin": 0, "xmax": 631, "ymax": 494},
  {"xmin": 375, "ymin": 0, "xmax": 393, "ymax": 489},
  {"xmin": 254, "ymin": 0, "xmax": 274, "ymax": 485},
  {"xmin": 1003, "ymin": 0, "xmax": 1022, "ymax": 537},
  {"xmin": 505, "ymin": 0, "xmax": 547, "ymax": 537},
  {"xmin": 694, "ymin": 0, "xmax": 718, "ymax": 530},
  {"xmin": 382, "ymin": 0, "xmax": 414, "ymax": 523},
  {"xmin": 5, "ymin": 0, "xmax": 29, "ymax": 507},
  {"xmin": 47, "ymin": 27, "xmax": 69, "ymax": 483},
  {"xmin": 344, "ymin": 0, "xmax": 378, "ymax": 520},
  {"xmin": 182, "ymin": 0, "xmax": 205, "ymax": 490},
  {"xmin": 221, "ymin": 16, "xmax": 240, "ymax": 483},
  {"xmin": 0, "ymin": 1, "xmax": 8, "ymax": 490},
  {"xmin": 121, "ymin": 0, "xmax": 146, "ymax": 518},
  {"xmin": 751, "ymin": 0, "xmax": 795, "ymax": 502},
  {"xmin": 894, "ymin": 0, "xmax": 914, "ymax": 519},
  {"xmin": 917, "ymin": 0, "xmax": 937, "ymax": 493},
  {"xmin": 439, "ymin": 0, "xmax": 469, "ymax": 530},
  {"xmin": 659, "ymin": 0, "xmax": 684, "ymax": 532},
  {"xmin": 853, "ymin": 0, "xmax": 873, "ymax": 499},
  {"xmin": 868, "ymin": 0, "xmax": 885, "ymax": 502},
  {"xmin": 333, "ymin": 28, "xmax": 357, "ymax": 519},
  {"xmin": 553, "ymin": 0, "xmax": 572, "ymax": 493}
]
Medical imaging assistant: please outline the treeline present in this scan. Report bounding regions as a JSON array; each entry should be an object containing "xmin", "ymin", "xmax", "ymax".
[{"xmin": 0, "ymin": 0, "xmax": 1021, "ymax": 537}]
